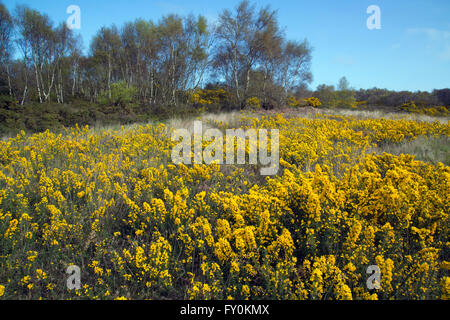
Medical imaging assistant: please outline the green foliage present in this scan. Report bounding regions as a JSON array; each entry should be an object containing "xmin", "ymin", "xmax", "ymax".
[
  {"xmin": 316, "ymin": 84, "xmax": 337, "ymax": 108},
  {"xmin": 354, "ymin": 88, "xmax": 448, "ymax": 108},
  {"xmin": 335, "ymin": 90, "xmax": 356, "ymax": 109},
  {"xmin": 316, "ymin": 78, "xmax": 356, "ymax": 109},
  {"xmin": 0, "ymin": 97, "xmax": 159, "ymax": 136},
  {"xmin": 197, "ymin": 15, "xmax": 208, "ymax": 35},
  {"xmin": 98, "ymin": 82, "xmax": 137, "ymax": 109}
]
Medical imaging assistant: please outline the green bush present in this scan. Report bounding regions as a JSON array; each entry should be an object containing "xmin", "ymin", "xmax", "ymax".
[{"xmin": 98, "ymin": 82, "xmax": 138, "ymax": 110}]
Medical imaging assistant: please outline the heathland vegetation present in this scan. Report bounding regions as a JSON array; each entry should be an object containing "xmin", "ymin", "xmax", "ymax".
[
  {"xmin": 0, "ymin": 0, "xmax": 449, "ymax": 301},
  {"xmin": 1, "ymin": 1, "xmax": 449, "ymax": 135},
  {"xmin": 0, "ymin": 111, "xmax": 449, "ymax": 299}
]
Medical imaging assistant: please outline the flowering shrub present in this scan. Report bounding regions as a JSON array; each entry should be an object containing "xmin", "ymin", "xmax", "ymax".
[
  {"xmin": 400, "ymin": 101, "xmax": 449, "ymax": 116},
  {"xmin": 352, "ymin": 101, "xmax": 368, "ymax": 109},
  {"xmin": 0, "ymin": 114, "xmax": 448, "ymax": 300},
  {"xmin": 190, "ymin": 89, "xmax": 229, "ymax": 106},
  {"xmin": 304, "ymin": 97, "xmax": 322, "ymax": 107},
  {"xmin": 287, "ymin": 96, "xmax": 301, "ymax": 107},
  {"xmin": 245, "ymin": 97, "xmax": 261, "ymax": 109}
]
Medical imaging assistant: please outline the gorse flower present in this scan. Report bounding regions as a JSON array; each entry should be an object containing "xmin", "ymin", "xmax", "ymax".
[{"xmin": 0, "ymin": 113, "xmax": 448, "ymax": 300}]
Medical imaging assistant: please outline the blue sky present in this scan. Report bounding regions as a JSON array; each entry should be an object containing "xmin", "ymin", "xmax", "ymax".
[{"xmin": 2, "ymin": 0, "xmax": 449, "ymax": 91}]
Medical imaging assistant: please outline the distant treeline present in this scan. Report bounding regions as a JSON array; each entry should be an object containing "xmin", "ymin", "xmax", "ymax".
[
  {"xmin": 312, "ymin": 79, "xmax": 450, "ymax": 110},
  {"xmin": 355, "ymin": 88, "xmax": 450, "ymax": 108}
]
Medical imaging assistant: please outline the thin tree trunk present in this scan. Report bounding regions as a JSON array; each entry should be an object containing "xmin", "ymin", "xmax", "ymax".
[
  {"xmin": 245, "ymin": 67, "xmax": 250, "ymax": 97},
  {"xmin": 6, "ymin": 63, "xmax": 12, "ymax": 97},
  {"xmin": 262, "ymin": 68, "xmax": 268, "ymax": 103},
  {"xmin": 41, "ymin": 63, "xmax": 56, "ymax": 102},
  {"xmin": 171, "ymin": 43, "xmax": 176, "ymax": 105},
  {"xmin": 21, "ymin": 55, "xmax": 29, "ymax": 105},
  {"xmin": 35, "ymin": 70, "xmax": 42, "ymax": 103},
  {"xmin": 21, "ymin": 85, "xmax": 28, "ymax": 105},
  {"xmin": 72, "ymin": 62, "xmax": 77, "ymax": 96},
  {"xmin": 233, "ymin": 45, "xmax": 240, "ymax": 103},
  {"xmin": 33, "ymin": 58, "xmax": 43, "ymax": 103},
  {"xmin": 108, "ymin": 55, "xmax": 112, "ymax": 98},
  {"xmin": 150, "ymin": 68, "xmax": 154, "ymax": 103}
]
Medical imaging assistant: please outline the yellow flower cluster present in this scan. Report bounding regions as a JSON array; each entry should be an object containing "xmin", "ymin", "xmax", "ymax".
[
  {"xmin": 190, "ymin": 89, "xmax": 229, "ymax": 106},
  {"xmin": 303, "ymin": 97, "xmax": 322, "ymax": 107},
  {"xmin": 0, "ymin": 113, "xmax": 448, "ymax": 299},
  {"xmin": 400, "ymin": 101, "xmax": 449, "ymax": 117},
  {"xmin": 245, "ymin": 97, "xmax": 262, "ymax": 109}
]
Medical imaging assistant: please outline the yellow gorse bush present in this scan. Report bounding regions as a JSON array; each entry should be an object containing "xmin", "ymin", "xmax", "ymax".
[
  {"xmin": 400, "ymin": 101, "xmax": 449, "ymax": 117},
  {"xmin": 0, "ymin": 114, "xmax": 448, "ymax": 300},
  {"xmin": 304, "ymin": 97, "xmax": 322, "ymax": 108},
  {"xmin": 245, "ymin": 97, "xmax": 262, "ymax": 109},
  {"xmin": 190, "ymin": 89, "xmax": 229, "ymax": 106}
]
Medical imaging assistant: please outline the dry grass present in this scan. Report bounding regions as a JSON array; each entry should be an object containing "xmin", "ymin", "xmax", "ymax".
[
  {"xmin": 321, "ymin": 108, "xmax": 449, "ymax": 123},
  {"xmin": 372, "ymin": 135, "xmax": 450, "ymax": 165}
]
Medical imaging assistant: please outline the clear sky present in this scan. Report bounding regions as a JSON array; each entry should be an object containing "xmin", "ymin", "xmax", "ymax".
[{"xmin": 2, "ymin": 0, "xmax": 449, "ymax": 92}]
